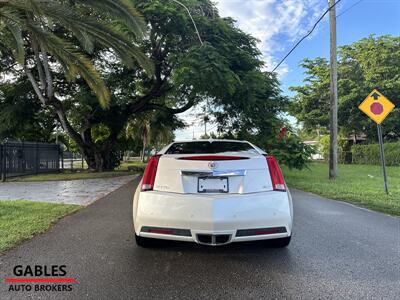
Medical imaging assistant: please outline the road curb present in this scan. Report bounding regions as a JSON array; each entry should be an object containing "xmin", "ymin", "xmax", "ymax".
[
  {"xmin": 291, "ymin": 188, "xmax": 400, "ymax": 219},
  {"xmin": 82, "ymin": 174, "xmax": 140, "ymax": 208}
]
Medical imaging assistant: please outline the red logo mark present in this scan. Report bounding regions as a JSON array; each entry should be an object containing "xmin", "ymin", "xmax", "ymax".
[
  {"xmin": 370, "ymin": 102, "xmax": 383, "ymax": 115},
  {"xmin": 5, "ymin": 277, "xmax": 77, "ymax": 283}
]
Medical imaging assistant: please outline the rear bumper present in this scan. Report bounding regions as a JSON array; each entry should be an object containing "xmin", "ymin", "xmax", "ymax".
[{"xmin": 133, "ymin": 190, "xmax": 293, "ymax": 245}]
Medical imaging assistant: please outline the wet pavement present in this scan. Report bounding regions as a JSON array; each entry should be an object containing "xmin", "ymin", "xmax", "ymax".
[{"xmin": 0, "ymin": 175, "xmax": 138, "ymax": 205}]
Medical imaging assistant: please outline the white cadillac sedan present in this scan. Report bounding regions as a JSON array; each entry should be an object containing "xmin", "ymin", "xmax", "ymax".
[{"xmin": 133, "ymin": 139, "xmax": 293, "ymax": 247}]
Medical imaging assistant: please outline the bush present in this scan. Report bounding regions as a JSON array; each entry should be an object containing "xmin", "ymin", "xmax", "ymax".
[
  {"xmin": 269, "ymin": 134, "xmax": 316, "ymax": 170},
  {"xmin": 352, "ymin": 142, "xmax": 400, "ymax": 166},
  {"xmin": 318, "ymin": 134, "xmax": 348, "ymax": 163},
  {"xmin": 242, "ymin": 129, "xmax": 315, "ymax": 170}
]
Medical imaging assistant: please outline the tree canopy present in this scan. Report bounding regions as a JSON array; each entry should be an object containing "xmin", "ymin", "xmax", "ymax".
[
  {"xmin": 0, "ymin": 0, "xmax": 151, "ymax": 106},
  {"xmin": 1, "ymin": 0, "xmax": 310, "ymax": 170},
  {"xmin": 290, "ymin": 35, "xmax": 400, "ymax": 141}
]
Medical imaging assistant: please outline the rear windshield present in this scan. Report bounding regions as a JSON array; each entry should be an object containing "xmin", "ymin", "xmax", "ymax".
[{"xmin": 165, "ymin": 141, "xmax": 258, "ymax": 154}]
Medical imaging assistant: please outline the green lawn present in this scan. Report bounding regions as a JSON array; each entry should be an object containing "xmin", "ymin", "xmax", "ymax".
[
  {"xmin": 282, "ymin": 162, "xmax": 400, "ymax": 216},
  {"xmin": 118, "ymin": 160, "xmax": 147, "ymax": 171},
  {"xmin": 0, "ymin": 201, "xmax": 81, "ymax": 253},
  {"xmin": 11, "ymin": 160, "xmax": 147, "ymax": 182},
  {"xmin": 14, "ymin": 170, "xmax": 134, "ymax": 182}
]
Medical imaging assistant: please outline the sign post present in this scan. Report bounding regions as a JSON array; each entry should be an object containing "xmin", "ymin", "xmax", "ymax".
[
  {"xmin": 376, "ymin": 124, "xmax": 388, "ymax": 194},
  {"xmin": 358, "ymin": 89, "xmax": 395, "ymax": 194}
]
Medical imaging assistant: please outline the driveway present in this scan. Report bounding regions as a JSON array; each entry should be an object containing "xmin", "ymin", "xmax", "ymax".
[
  {"xmin": 0, "ymin": 175, "xmax": 137, "ymax": 205},
  {"xmin": 0, "ymin": 177, "xmax": 399, "ymax": 299}
]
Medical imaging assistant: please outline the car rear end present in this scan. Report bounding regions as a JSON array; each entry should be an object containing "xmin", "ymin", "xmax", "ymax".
[{"xmin": 133, "ymin": 140, "xmax": 293, "ymax": 247}]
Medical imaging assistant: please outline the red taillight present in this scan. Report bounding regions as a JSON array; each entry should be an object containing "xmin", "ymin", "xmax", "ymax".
[
  {"xmin": 141, "ymin": 155, "xmax": 161, "ymax": 191},
  {"xmin": 178, "ymin": 155, "xmax": 248, "ymax": 161},
  {"xmin": 147, "ymin": 229, "xmax": 174, "ymax": 234},
  {"xmin": 265, "ymin": 155, "xmax": 286, "ymax": 191}
]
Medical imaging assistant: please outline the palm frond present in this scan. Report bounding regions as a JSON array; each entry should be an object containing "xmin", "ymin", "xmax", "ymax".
[
  {"xmin": 26, "ymin": 0, "xmax": 45, "ymax": 16},
  {"xmin": 0, "ymin": 0, "xmax": 153, "ymax": 106},
  {"xmin": 3, "ymin": 19, "xmax": 24, "ymax": 64},
  {"xmin": 32, "ymin": 1, "xmax": 154, "ymax": 74},
  {"xmin": 28, "ymin": 24, "xmax": 110, "ymax": 108},
  {"xmin": 76, "ymin": 0, "xmax": 147, "ymax": 36},
  {"xmin": 0, "ymin": 7, "xmax": 25, "ymax": 63},
  {"xmin": 5, "ymin": 0, "xmax": 44, "ymax": 17},
  {"xmin": 36, "ymin": 1, "xmax": 96, "ymax": 53}
]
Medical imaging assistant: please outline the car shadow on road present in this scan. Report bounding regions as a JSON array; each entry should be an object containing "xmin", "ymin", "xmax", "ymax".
[
  {"xmin": 124, "ymin": 238, "xmax": 298, "ymax": 297},
  {"xmin": 147, "ymin": 239, "xmax": 288, "ymax": 253}
]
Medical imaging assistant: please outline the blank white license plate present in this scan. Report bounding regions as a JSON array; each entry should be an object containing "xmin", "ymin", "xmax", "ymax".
[{"xmin": 198, "ymin": 177, "xmax": 228, "ymax": 193}]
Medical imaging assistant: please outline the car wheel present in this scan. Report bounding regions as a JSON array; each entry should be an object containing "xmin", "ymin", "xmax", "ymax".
[{"xmin": 271, "ymin": 236, "xmax": 291, "ymax": 248}]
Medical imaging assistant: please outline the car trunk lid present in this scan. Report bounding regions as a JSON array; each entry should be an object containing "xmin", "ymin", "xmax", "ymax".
[{"xmin": 153, "ymin": 153, "xmax": 273, "ymax": 194}]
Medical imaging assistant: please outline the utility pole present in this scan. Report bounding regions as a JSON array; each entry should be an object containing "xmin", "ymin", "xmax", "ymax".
[
  {"xmin": 329, "ymin": 0, "xmax": 338, "ymax": 179},
  {"xmin": 203, "ymin": 98, "xmax": 209, "ymax": 137}
]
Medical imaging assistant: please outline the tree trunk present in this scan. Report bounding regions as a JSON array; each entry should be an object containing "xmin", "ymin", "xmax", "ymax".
[
  {"xmin": 81, "ymin": 145, "xmax": 116, "ymax": 172},
  {"xmin": 141, "ymin": 139, "xmax": 146, "ymax": 163},
  {"xmin": 141, "ymin": 128, "xmax": 148, "ymax": 163}
]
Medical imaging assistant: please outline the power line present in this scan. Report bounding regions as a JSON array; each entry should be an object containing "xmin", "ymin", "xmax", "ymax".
[
  {"xmin": 171, "ymin": 0, "xmax": 203, "ymax": 45},
  {"xmin": 272, "ymin": 0, "xmax": 343, "ymax": 72},
  {"xmin": 337, "ymin": 0, "xmax": 365, "ymax": 18}
]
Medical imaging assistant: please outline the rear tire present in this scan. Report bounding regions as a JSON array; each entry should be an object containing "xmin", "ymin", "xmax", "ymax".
[{"xmin": 271, "ymin": 236, "xmax": 291, "ymax": 248}]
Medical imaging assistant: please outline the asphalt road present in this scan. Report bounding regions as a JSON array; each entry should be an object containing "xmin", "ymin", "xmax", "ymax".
[{"xmin": 1, "ymin": 177, "xmax": 399, "ymax": 299}]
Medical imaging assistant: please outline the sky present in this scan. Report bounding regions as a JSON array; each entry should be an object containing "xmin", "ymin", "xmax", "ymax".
[{"xmin": 175, "ymin": 0, "xmax": 400, "ymax": 140}]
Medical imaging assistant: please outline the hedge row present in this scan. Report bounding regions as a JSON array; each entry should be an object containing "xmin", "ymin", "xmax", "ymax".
[{"xmin": 352, "ymin": 142, "xmax": 400, "ymax": 166}]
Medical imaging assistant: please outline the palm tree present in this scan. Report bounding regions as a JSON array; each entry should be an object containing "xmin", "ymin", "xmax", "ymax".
[
  {"xmin": 127, "ymin": 117, "xmax": 151, "ymax": 162},
  {"xmin": 0, "ymin": 0, "xmax": 153, "ymax": 171},
  {"xmin": 0, "ymin": 0, "xmax": 152, "ymax": 107},
  {"xmin": 126, "ymin": 113, "xmax": 175, "ymax": 162}
]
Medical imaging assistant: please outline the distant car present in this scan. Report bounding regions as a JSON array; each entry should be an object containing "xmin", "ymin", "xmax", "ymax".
[{"xmin": 133, "ymin": 139, "xmax": 293, "ymax": 247}]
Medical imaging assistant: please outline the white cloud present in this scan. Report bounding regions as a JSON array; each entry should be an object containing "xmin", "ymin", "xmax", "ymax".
[{"xmin": 215, "ymin": 0, "xmax": 326, "ymax": 77}]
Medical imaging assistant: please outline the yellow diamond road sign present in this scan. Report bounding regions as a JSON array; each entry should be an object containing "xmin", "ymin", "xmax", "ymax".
[{"xmin": 358, "ymin": 89, "xmax": 395, "ymax": 124}]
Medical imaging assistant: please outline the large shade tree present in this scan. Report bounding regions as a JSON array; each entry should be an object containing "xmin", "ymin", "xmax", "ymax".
[
  {"xmin": 0, "ymin": 0, "xmax": 151, "ymax": 170},
  {"xmin": 1, "ymin": 0, "xmax": 295, "ymax": 170},
  {"xmin": 90, "ymin": 0, "xmax": 290, "ymax": 167}
]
